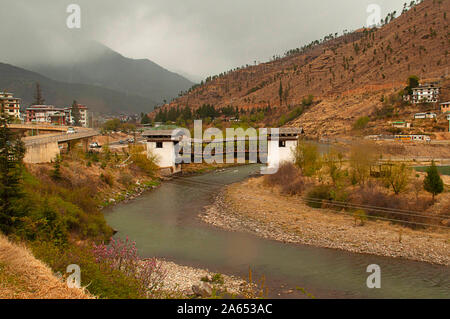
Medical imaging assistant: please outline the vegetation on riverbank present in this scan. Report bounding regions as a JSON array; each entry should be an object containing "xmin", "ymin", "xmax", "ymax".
[
  {"xmin": 0, "ymin": 121, "xmax": 263, "ymax": 299},
  {"xmin": 288, "ymin": 140, "xmax": 449, "ymax": 228},
  {"xmin": 0, "ymin": 118, "xmax": 171, "ymax": 298},
  {"xmin": 201, "ymin": 140, "xmax": 449, "ymax": 265}
]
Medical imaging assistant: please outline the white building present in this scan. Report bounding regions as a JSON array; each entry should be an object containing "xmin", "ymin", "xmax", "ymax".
[
  {"xmin": 411, "ymin": 84, "xmax": 440, "ymax": 104},
  {"xmin": 267, "ymin": 128, "xmax": 304, "ymax": 169},
  {"xmin": 414, "ymin": 112, "xmax": 437, "ymax": 119},
  {"xmin": 0, "ymin": 92, "xmax": 21, "ymax": 119},
  {"xmin": 142, "ymin": 129, "xmax": 185, "ymax": 174},
  {"xmin": 64, "ymin": 104, "xmax": 88, "ymax": 127}
]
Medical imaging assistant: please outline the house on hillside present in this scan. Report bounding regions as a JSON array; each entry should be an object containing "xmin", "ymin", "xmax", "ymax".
[
  {"xmin": 394, "ymin": 134, "xmax": 430, "ymax": 142},
  {"xmin": 0, "ymin": 92, "xmax": 21, "ymax": 119},
  {"xmin": 414, "ymin": 112, "xmax": 437, "ymax": 119},
  {"xmin": 411, "ymin": 83, "xmax": 440, "ymax": 104},
  {"xmin": 392, "ymin": 121, "xmax": 410, "ymax": 128},
  {"xmin": 440, "ymin": 102, "xmax": 450, "ymax": 113}
]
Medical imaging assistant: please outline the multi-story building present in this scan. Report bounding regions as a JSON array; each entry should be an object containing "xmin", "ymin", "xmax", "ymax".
[
  {"xmin": 26, "ymin": 104, "xmax": 88, "ymax": 127},
  {"xmin": 26, "ymin": 105, "xmax": 64, "ymax": 124},
  {"xmin": 0, "ymin": 92, "xmax": 21, "ymax": 119},
  {"xmin": 411, "ymin": 83, "xmax": 440, "ymax": 104},
  {"xmin": 64, "ymin": 104, "xmax": 88, "ymax": 127}
]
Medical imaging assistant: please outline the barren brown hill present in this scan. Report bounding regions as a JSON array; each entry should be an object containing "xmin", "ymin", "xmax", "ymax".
[{"xmin": 155, "ymin": 0, "xmax": 449, "ymax": 137}]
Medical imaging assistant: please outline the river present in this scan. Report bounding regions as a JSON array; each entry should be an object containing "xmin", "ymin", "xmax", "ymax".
[{"xmin": 104, "ymin": 165, "xmax": 449, "ymax": 299}]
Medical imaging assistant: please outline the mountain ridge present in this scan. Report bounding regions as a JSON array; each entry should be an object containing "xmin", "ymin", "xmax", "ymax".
[
  {"xmin": 154, "ymin": 0, "xmax": 449, "ymax": 136},
  {"xmin": 22, "ymin": 41, "xmax": 194, "ymax": 105},
  {"xmin": 0, "ymin": 62, "xmax": 156, "ymax": 114}
]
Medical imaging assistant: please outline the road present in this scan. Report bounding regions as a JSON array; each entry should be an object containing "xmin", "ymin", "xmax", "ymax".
[{"xmin": 23, "ymin": 128, "xmax": 99, "ymax": 146}]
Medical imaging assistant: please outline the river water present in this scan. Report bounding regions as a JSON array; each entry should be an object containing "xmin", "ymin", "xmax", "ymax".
[{"xmin": 104, "ymin": 165, "xmax": 449, "ymax": 299}]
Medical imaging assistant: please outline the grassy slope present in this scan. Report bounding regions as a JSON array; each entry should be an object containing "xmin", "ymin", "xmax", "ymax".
[{"xmin": 0, "ymin": 234, "xmax": 91, "ymax": 299}]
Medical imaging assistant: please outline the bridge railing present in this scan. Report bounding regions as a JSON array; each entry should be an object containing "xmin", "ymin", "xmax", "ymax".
[{"xmin": 24, "ymin": 130, "xmax": 99, "ymax": 146}]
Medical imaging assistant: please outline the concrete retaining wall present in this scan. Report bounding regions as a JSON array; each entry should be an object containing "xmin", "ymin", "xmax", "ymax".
[{"xmin": 24, "ymin": 141, "xmax": 60, "ymax": 164}]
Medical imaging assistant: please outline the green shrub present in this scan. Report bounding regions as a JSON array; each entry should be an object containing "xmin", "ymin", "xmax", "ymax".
[
  {"xmin": 294, "ymin": 141, "xmax": 322, "ymax": 177},
  {"xmin": 302, "ymin": 95, "xmax": 314, "ymax": 107},
  {"xmin": 31, "ymin": 242, "xmax": 145, "ymax": 299},
  {"xmin": 211, "ymin": 273, "xmax": 225, "ymax": 285},
  {"xmin": 353, "ymin": 116, "xmax": 370, "ymax": 130},
  {"xmin": 305, "ymin": 185, "xmax": 332, "ymax": 208},
  {"xmin": 129, "ymin": 145, "xmax": 158, "ymax": 176},
  {"xmin": 17, "ymin": 171, "xmax": 112, "ymax": 243}
]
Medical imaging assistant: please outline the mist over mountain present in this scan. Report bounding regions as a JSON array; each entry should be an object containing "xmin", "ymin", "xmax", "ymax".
[
  {"xmin": 20, "ymin": 41, "xmax": 194, "ymax": 105},
  {"xmin": 0, "ymin": 62, "xmax": 156, "ymax": 114}
]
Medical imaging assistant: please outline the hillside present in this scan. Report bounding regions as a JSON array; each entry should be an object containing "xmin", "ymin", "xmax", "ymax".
[
  {"xmin": 0, "ymin": 234, "xmax": 91, "ymax": 299},
  {"xmin": 157, "ymin": 0, "xmax": 449, "ymax": 137},
  {"xmin": 23, "ymin": 41, "xmax": 194, "ymax": 105},
  {"xmin": 0, "ymin": 62, "xmax": 155, "ymax": 114}
]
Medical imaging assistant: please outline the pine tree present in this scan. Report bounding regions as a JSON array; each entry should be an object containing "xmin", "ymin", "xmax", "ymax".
[
  {"xmin": 141, "ymin": 113, "xmax": 151, "ymax": 124},
  {"xmin": 278, "ymin": 81, "xmax": 283, "ymax": 106},
  {"xmin": 51, "ymin": 155, "xmax": 62, "ymax": 180},
  {"xmin": 0, "ymin": 116, "xmax": 26, "ymax": 234},
  {"xmin": 423, "ymin": 161, "xmax": 444, "ymax": 201},
  {"xmin": 71, "ymin": 100, "xmax": 81, "ymax": 126},
  {"xmin": 33, "ymin": 82, "xmax": 45, "ymax": 105}
]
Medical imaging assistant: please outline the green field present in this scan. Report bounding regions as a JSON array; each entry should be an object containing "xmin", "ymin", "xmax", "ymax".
[{"xmin": 414, "ymin": 166, "xmax": 450, "ymax": 176}]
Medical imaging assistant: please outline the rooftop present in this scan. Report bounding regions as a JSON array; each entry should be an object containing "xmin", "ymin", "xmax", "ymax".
[
  {"xmin": 268, "ymin": 127, "xmax": 304, "ymax": 135},
  {"xmin": 142, "ymin": 129, "xmax": 186, "ymax": 137}
]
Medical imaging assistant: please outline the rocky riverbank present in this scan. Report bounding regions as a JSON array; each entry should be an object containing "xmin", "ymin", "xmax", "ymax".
[
  {"xmin": 158, "ymin": 260, "xmax": 250, "ymax": 298},
  {"xmin": 100, "ymin": 179, "xmax": 161, "ymax": 209},
  {"xmin": 200, "ymin": 178, "xmax": 450, "ymax": 266}
]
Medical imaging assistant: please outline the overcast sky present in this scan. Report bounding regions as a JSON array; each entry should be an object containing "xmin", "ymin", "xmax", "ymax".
[{"xmin": 0, "ymin": 0, "xmax": 407, "ymax": 82}]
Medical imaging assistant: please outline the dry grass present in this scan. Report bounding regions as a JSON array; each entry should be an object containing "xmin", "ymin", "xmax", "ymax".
[
  {"xmin": 264, "ymin": 162, "xmax": 306, "ymax": 195},
  {"xmin": 0, "ymin": 234, "xmax": 92, "ymax": 299}
]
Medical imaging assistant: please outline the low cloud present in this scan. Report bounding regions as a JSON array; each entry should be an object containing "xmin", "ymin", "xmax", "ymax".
[{"xmin": 0, "ymin": 0, "xmax": 406, "ymax": 81}]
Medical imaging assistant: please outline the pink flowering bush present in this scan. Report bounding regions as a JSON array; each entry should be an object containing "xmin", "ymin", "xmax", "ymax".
[{"xmin": 93, "ymin": 236, "xmax": 167, "ymax": 297}]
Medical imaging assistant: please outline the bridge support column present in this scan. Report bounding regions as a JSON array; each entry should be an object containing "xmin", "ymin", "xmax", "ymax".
[
  {"xmin": 83, "ymin": 139, "xmax": 89, "ymax": 152},
  {"xmin": 24, "ymin": 141, "xmax": 60, "ymax": 164}
]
